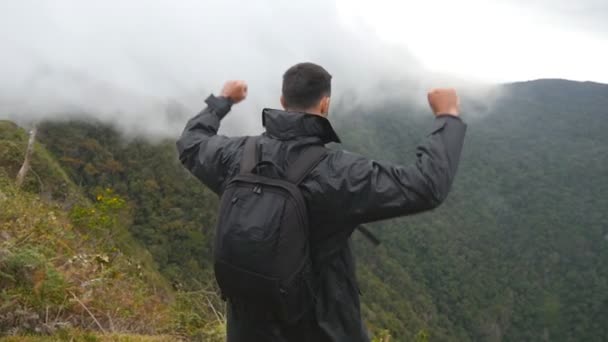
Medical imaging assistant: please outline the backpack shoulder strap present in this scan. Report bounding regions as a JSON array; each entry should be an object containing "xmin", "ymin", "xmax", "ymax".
[
  {"xmin": 286, "ymin": 145, "xmax": 327, "ymax": 185},
  {"xmin": 240, "ymin": 137, "xmax": 257, "ymax": 175}
]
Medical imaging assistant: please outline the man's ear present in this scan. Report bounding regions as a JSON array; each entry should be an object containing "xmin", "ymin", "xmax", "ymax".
[
  {"xmin": 320, "ymin": 96, "xmax": 331, "ymax": 116},
  {"xmin": 280, "ymin": 95, "xmax": 287, "ymax": 110}
]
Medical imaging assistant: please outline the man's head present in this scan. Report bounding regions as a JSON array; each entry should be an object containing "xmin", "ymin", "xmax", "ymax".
[{"xmin": 281, "ymin": 62, "xmax": 332, "ymax": 117}]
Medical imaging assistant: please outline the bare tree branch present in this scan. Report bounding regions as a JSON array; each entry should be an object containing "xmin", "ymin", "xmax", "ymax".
[
  {"xmin": 69, "ymin": 291, "xmax": 107, "ymax": 334},
  {"xmin": 16, "ymin": 124, "xmax": 38, "ymax": 188}
]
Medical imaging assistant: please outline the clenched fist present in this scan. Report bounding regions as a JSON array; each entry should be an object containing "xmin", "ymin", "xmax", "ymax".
[
  {"xmin": 427, "ymin": 88, "xmax": 459, "ymax": 117},
  {"xmin": 221, "ymin": 80, "xmax": 248, "ymax": 104}
]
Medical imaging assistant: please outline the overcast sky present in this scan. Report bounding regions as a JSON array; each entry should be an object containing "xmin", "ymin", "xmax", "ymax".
[
  {"xmin": 338, "ymin": 0, "xmax": 608, "ymax": 83},
  {"xmin": 0, "ymin": 0, "xmax": 605, "ymax": 135}
]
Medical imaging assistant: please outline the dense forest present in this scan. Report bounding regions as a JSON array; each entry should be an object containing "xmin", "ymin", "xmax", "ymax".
[
  {"xmin": 1, "ymin": 79, "xmax": 607, "ymax": 341},
  {"xmin": 339, "ymin": 79, "xmax": 608, "ymax": 341}
]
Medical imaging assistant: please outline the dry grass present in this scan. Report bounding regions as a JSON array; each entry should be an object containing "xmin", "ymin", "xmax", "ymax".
[
  {"xmin": 0, "ymin": 332, "xmax": 181, "ymax": 342},
  {"xmin": 0, "ymin": 177, "xmax": 173, "ymax": 337}
]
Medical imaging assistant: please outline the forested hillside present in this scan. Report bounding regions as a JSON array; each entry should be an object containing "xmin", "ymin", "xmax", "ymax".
[
  {"xmin": 339, "ymin": 79, "xmax": 608, "ymax": 341},
  {"xmin": 2, "ymin": 79, "xmax": 607, "ymax": 341}
]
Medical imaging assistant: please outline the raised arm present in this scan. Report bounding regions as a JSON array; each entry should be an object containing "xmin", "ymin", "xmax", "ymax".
[
  {"xmin": 309, "ymin": 88, "xmax": 467, "ymax": 225},
  {"xmin": 176, "ymin": 81, "xmax": 248, "ymax": 194}
]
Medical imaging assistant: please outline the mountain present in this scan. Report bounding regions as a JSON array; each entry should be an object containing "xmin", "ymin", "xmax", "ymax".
[
  {"xmin": 1, "ymin": 79, "xmax": 607, "ymax": 341},
  {"xmin": 337, "ymin": 79, "xmax": 608, "ymax": 341}
]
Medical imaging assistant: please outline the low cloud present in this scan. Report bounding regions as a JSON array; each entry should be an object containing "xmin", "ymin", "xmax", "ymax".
[{"xmin": 0, "ymin": 0, "xmax": 496, "ymax": 137}]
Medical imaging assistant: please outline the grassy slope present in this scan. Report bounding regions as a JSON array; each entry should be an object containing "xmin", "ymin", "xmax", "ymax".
[{"xmin": 0, "ymin": 121, "xmax": 226, "ymax": 341}]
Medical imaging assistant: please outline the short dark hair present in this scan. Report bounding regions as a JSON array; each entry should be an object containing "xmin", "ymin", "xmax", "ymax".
[{"xmin": 282, "ymin": 62, "xmax": 332, "ymax": 110}]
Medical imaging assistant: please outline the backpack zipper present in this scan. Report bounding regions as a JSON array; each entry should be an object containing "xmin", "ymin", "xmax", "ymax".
[{"xmin": 252, "ymin": 184, "xmax": 263, "ymax": 194}]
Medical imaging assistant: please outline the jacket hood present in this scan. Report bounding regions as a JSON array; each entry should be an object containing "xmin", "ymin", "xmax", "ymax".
[{"xmin": 262, "ymin": 108, "xmax": 341, "ymax": 144}]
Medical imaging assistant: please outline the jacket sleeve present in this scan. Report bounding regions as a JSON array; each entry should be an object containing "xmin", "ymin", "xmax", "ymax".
[
  {"xmin": 311, "ymin": 115, "xmax": 467, "ymax": 225},
  {"xmin": 176, "ymin": 94, "xmax": 245, "ymax": 194}
]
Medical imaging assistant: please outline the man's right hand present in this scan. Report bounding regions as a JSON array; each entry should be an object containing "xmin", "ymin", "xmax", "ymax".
[
  {"xmin": 221, "ymin": 80, "xmax": 248, "ymax": 104},
  {"xmin": 427, "ymin": 88, "xmax": 459, "ymax": 117}
]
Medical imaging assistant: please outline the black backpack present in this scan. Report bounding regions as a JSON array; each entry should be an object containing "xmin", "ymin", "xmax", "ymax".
[{"xmin": 213, "ymin": 137, "xmax": 325, "ymax": 323}]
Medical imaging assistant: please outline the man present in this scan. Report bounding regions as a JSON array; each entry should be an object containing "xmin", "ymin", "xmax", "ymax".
[{"xmin": 177, "ymin": 62, "xmax": 466, "ymax": 341}]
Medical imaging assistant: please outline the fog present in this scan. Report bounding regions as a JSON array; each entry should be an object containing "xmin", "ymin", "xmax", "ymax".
[{"xmin": 0, "ymin": 0, "xmax": 496, "ymax": 137}]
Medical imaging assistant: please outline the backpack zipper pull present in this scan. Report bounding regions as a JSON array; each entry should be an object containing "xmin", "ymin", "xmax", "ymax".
[{"xmin": 252, "ymin": 185, "xmax": 262, "ymax": 195}]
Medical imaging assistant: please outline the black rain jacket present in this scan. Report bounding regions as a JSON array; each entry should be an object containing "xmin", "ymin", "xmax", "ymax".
[{"xmin": 176, "ymin": 94, "xmax": 467, "ymax": 342}]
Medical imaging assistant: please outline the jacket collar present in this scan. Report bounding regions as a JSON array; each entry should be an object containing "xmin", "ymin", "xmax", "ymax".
[{"xmin": 262, "ymin": 108, "xmax": 341, "ymax": 144}]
